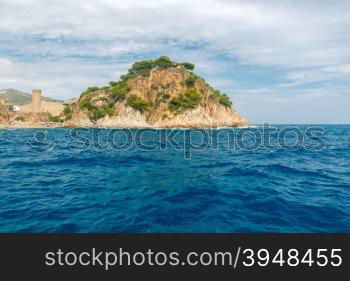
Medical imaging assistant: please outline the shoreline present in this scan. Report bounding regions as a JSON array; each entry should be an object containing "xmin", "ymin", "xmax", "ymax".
[{"xmin": 0, "ymin": 122, "xmax": 252, "ymax": 130}]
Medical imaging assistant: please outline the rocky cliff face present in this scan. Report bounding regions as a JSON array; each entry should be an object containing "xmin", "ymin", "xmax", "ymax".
[
  {"xmin": 64, "ymin": 57, "xmax": 248, "ymax": 128},
  {"xmin": 0, "ymin": 103, "xmax": 9, "ymax": 124}
]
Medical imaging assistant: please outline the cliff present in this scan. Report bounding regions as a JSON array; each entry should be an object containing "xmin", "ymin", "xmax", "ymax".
[{"xmin": 65, "ymin": 57, "xmax": 247, "ymax": 128}]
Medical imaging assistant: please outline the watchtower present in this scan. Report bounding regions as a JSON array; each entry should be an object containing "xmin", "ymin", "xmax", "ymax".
[{"xmin": 32, "ymin": 89, "xmax": 42, "ymax": 113}]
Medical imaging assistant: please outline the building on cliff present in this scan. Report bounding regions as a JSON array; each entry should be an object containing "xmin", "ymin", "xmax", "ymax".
[{"xmin": 32, "ymin": 89, "xmax": 42, "ymax": 113}]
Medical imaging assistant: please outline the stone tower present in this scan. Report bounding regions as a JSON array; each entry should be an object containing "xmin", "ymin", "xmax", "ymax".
[{"xmin": 32, "ymin": 89, "xmax": 42, "ymax": 113}]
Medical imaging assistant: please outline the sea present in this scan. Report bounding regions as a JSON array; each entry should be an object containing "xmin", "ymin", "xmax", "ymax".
[{"xmin": 0, "ymin": 125, "xmax": 349, "ymax": 232}]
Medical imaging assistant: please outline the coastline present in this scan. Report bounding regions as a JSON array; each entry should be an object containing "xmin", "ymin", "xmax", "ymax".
[{"xmin": 0, "ymin": 122, "xmax": 251, "ymax": 130}]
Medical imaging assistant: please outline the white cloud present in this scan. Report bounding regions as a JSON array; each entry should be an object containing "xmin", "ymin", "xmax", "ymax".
[
  {"xmin": 282, "ymin": 64, "xmax": 350, "ymax": 87},
  {"xmin": 0, "ymin": 58, "xmax": 13, "ymax": 67},
  {"xmin": 0, "ymin": 0, "xmax": 349, "ymax": 122},
  {"xmin": 0, "ymin": 58, "xmax": 14, "ymax": 73}
]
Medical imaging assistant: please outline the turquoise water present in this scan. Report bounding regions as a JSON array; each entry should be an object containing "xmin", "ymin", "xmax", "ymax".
[{"xmin": 0, "ymin": 125, "xmax": 349, "ymax": 232}]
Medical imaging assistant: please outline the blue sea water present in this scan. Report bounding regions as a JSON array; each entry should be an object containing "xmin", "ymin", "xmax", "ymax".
[{"xmin": 0, "ymin": 125, "xmax": 349, "ymax": 233}]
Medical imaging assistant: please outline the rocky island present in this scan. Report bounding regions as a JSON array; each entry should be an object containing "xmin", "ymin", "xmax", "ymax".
[{"xmin": 0, "ymin": 57, "xmax": 247, "ymax": 128}]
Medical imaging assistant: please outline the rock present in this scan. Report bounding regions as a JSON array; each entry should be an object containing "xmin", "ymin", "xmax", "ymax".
[{"xmin": 65, "ymin": 57, "xmax": 248, "ymax": 128}]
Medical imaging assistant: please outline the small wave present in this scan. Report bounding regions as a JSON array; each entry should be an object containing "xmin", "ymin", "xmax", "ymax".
[
  {"xmin": 266, "ymin": 164, "xmax": 338, "ymax": 180},
  {"xmin": 223, "ymin": 167, "xmax": 269, "ymax": 178},
  {"xmin": 0, "ymin": 126, "xmax": 349, "ymax": 233}
]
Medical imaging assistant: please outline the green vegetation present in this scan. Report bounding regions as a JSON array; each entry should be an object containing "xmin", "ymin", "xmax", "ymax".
[
  {"xmin": 185, "ymin": 74, "xmax": 197, "ymax": 87},
  {"xmin": 15, "ymin": 116, "xmax": 25, "ymax": 122},
  {"xmin": 109, "ymin": 81, "xmax": 118, "ymax": 87},
  {"xmin": 81, "ymin": 87, "xmax": 99, "ymax": 98},
  {"xmin": 63, "ymin": 105, "xmax": 73, "ymax": 120},
  {"xmin": 77, "ymin": 84, "xmax": 120, "ymax": 121},
  {"xmin": 218, "ymin": 94, "xmax": 232, "ymax": 107},
  {"xmin": 48, "ymin": 112, "xmax": 63, "ymax": 123},
  {"xmin": 126, "ymin": 95, "xmax": 150, "ymax": 113},
  {"xmin": 121, "ymin": 56, "xmax": 194, "ymax": 79},
  {"xmin": 129, "ymin": 60, "xmax": 154, "ymax": 77},
  {"xmin": 75, "ymin": 56, "xmax": 234, "ymax": 122},
  {"xmin": 153, "ymin": 92, "xmax": 171, "ymax": 108},
  {"xmin": 169, "ymin": 89, "xmax": 202, "ymax": 112},
  {"xmin": 90, "ymin": 106, "xmax": 114, "ymax": 121},
  {"xmin": 120, "ymin": 73, "xmax": 137, "ymax": 81},
  {"xmin": 91, "ymin": 109, "xmax": 105, "ymax": 121},
  {"xmin": 154, "ymin": 56, "xmax": 175, "ymax": 68},
  {"xmin": 180, "ymin": 62, "xmax": 195, "ymax": 71},
  {"xmin": 103, "ymin": 106, "xmax": 114, "ymax": 116},
  {"xmin": 160, "ymin": 92, "xmax": 170, "ymax": 100},
  {"xmin": 213, "ymin": 90, "xmax": 232, "ymax": 107},
  {"xmin": 80, "ymin": 97, "xmax": 115, "ymax": 121},
  {"xmin": 80, "ymin": 98, "xmax": 94, "ymax": 110},
  {"xmin": 111, "ymin": 81, "xmax": 128, "ymax": 101},
  {"xmin": 158, "ymin": 91, "xmax": 170, "ymax": 102},
  {"xmin": 98, "ymin": 97, "xmax": 109, "ymax": 103}
]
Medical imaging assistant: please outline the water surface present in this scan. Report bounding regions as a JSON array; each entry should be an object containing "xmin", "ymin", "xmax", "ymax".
[{"xmin": 0, "ymin": 125, "xmax": 349, "ymax": 232}]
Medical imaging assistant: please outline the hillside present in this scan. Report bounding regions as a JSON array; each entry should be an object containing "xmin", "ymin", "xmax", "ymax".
[
  {"xmin": 0, "ymin": 89, "xmax": 61, "ymax": 106},
  {"xmin": 64, "ymin": 56, "xmax": 247, "ymax": 128}
]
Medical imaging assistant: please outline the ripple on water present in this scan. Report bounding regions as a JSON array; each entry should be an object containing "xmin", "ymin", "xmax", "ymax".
[{"xmin": 0, "ymin": 126, "xmax": 349, "ymax": 232}]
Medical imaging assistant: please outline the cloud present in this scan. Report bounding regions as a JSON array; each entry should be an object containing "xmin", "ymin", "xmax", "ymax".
[
  {"xmin": 0, "ymin": 0, "xmax": 349, "ymax": 122},
  {"xmin": 0, "ymin": 58, "xmax": 14, "ymax": 73}
]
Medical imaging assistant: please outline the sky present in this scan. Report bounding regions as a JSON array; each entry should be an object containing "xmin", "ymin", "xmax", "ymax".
[{"xmin": 0, "ymin": 0, "xmax": 349, "ymax": 124}]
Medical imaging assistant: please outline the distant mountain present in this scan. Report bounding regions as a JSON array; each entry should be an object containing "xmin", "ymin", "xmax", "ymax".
[{"xmin": 0, "ymin": 89, "xmax": 62, "ymax": 106}]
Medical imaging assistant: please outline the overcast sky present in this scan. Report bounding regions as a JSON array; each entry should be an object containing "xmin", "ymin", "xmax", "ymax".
[{"xmin": 0, "ymin": 0, "xmax": 349, "ymax": 123}]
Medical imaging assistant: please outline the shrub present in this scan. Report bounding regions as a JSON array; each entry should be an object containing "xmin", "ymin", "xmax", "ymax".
[
  {"xmin": 109, "ymin": 81, "xmax": 118, "ymax": 87},
  {"xmin": 213, "ymin": 90, "xmax": 232, "ymax": 107},
  {"xmin": 162, "ymin": 93, "xmax": 170, "ymax": 100},
  {"xmin": 180, "ymin": 62, "xmax": 195, "ymax": 70},
  {"xmin": 124, "ymin": 56, "xmax": 177, "ymax": 79},
  {"xmin": 185, "ymin": 75, "xmax": 197, "ymax": 87},
  {"xmin": 88, "ymin": 106, "xmax": 114, "ymax": 121},
  {"xmin": 126, "ymin": 95, "xmax": 150, "ymax": 113},
  {"xmin": 15, "ymin": 116, "xmax": 25, "ymax": 122},
  {"xmin": 154, "ymin": 56, "xmax": 175, "ymax": 68},
  {"xmin": 98, "ymin": 97, "xmax": 109, "ymax": 103},
  {"xmin": 130, "ymin": 60, "xmax": 154, "ymax": 76},
  {"xmin": 218, "ymin": 94, "xmax": 232, "ymax": 107},
  {"xmin": 80, "ymin": 98, "xmax": 94, "ymax": 110},
  {"xmin": 48, "ymin": 113, "xmax": 62, "ymax": 123},
  {"xmin": 118, "ymin": 57, "xmax": 193, "ymax": 81},
  {"xmin": 120, "ymin": 73, "xmax": 137, "ymax": 81},
  {"xmin": 154, "ymin": 92, "xmax": 171, "ymax": 108},
  {"xmin": 63, "ymin": 105, "xmax": 73, "ymax": 120},
  {"xmin": 81, "ymin": 87, "xmax": 99, "ymax": 98},
  {"xmin": 158, "ymin": 92, "xmax": 170, "ymax": 101},
  {"xmin": 103, "ymin": 106, "xmax": 114, "ymax": 116},
  {"xmin": 169, "ymin": 89, "xmax": 202, "ymax": 112},
  {"xmin": 91, "ymin": 109, "xmax": 106, "ymax": 121},
  {"xmin": 111, "ymin": 81, "xmax": 128, "ymax": 101}
]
